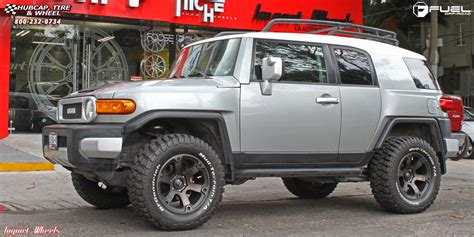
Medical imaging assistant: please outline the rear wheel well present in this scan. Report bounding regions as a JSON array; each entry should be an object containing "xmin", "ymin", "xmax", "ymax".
[
  {"xmin": 386, "ymin": 123, "xmax": 441, "ymax": 153},
  {"xmin": 378, "ymin": 122, "xmax": 445, "ymax": 173}
]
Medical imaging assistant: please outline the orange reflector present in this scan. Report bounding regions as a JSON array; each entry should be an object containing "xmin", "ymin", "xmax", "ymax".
[{"xmin": 96, "ymin": 99, "xmax": 136, "ymax": 114}]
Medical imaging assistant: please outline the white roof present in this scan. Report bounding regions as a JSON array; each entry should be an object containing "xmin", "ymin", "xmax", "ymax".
[{"xmin": 187, "ymin": 32, "xmax": 425, "ymax": 60}]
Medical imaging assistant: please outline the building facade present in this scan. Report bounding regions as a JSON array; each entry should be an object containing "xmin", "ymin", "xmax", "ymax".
[
  {"xmin": 417, "ymin": 0, "xmax": 473, "ymax": 105},
  {"xmin": 0, "ymin": 0, "xmax": 362, "ymax": 138}
]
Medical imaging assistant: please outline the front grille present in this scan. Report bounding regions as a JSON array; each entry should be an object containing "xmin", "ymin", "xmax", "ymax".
[{"xmin": 62, "ymin": 103, "xmax": 82, "ymax": 119}]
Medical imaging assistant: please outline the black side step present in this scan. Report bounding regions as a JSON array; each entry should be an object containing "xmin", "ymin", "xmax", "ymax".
[{"xmin": 235, "ymin": 167, "xmax": 366, "ymax": 178}]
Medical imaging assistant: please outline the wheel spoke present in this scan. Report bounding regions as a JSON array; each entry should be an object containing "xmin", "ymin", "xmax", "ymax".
[
  {"xmin": 413, "ymin": 159, "xmax": 424, "ymax": 170},
  {"xmin": 405, "ymin": 156, "xmax": 412, "ymax": 168},
  {"xmin": 165, "ymin": 190, "xmax": 178, "ymax": 204},
  {"xmin": 398, "ymin": 169, "xmax": 405, "ymax": 178},
  {"xmin": 159, "ymin": 174, "xmax": 172, "ymax": 184},
  {"xmin": 178, "ymin": 192, "xmax": 191, "ymax": 207},
  {"xmin": 414, "ymin": 174, "xmax": 428, "ymax": 182},
  {"xmin": 186, "ymin": 183, "xmax": 204, "ymax": 193},
  {"xmin": 402, "ymin": 181, "xmax": 410, "ymax": 193},
  {"xmin": 184, "ymin": 165, "xmax": 200, "ymax": 177},
  {"xmin": 174, "ymin": 157, "xmax": 183, "ymax": 175},
  {"xmin": 409, "ymin": 182, "xmax": 421, "ymax": 196}
]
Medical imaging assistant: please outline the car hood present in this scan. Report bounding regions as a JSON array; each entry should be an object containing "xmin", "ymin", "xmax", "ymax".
[{"xmin": 65, "ymin": 77, "xmax": 240, "ymax": 99}]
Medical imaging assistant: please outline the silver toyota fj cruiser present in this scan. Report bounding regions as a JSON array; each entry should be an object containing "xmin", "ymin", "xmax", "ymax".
[{"xmin": 43, "ymin": 19, "xmax": 462, "ymax": 230}]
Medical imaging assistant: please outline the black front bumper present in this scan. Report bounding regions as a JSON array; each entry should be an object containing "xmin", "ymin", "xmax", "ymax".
[{"xmin": 42, "ymin": 124, "xmax": 123, "ymax": 172}]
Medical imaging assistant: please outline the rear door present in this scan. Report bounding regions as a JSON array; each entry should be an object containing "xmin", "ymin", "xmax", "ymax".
[
  {"xmin": 330, "ymin": 46, "xmax": 381, "ymax": 162},
  {"xmin": 239, "ymin": 39, "xmax": 341, "ymax": 167}
]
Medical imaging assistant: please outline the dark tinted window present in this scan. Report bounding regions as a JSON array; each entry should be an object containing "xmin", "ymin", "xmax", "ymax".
[
  {"xmin": 334, "ymin": 48, "xmax": 373, "ymax": 85},
  {"xmin": 254, "ymin": 41, "xmax": 327, "ymax": 83},
  {"xmin": 404, "ymin": 58, "xmax": 439, "ymax": 90}
]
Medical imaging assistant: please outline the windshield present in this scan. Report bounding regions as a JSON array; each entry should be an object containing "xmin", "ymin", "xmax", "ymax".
[{"xmin": 169, "ymin": 38, "xmax": 241, "ymax": 79}]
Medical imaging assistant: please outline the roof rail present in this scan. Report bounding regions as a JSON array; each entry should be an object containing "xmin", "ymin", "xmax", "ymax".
[
  {"xmin": 215, "ymin": 31, "xmax": 252, "ymax": 37},
  {"xmin": 262, "ymin": 19, "xmax": 399, "ymax": 46}
]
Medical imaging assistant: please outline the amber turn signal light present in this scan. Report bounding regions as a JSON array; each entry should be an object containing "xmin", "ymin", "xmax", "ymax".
[{"xmin": 96, "ymin": 99, "xmax": 136, "ymax": 114}]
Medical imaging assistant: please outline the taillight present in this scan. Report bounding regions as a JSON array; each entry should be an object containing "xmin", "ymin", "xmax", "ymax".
[
  {"xmin": 439, "ymin": 97, "xmax": 455, "ymax": 112},
  {"xmin": 440, "ymin": 95, "xmax": 464, "ymax": 132}
]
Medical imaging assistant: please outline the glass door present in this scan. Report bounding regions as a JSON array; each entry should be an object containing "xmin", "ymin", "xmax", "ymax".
[
  {"xmin": 27, "ymin": 20, "xmax": 131, "ymax": 120},
  {"xmin": 27, "ymin": 22, "xmax": 81, "ymax": 120},
  {"xmin": 80, "ymin": 24, "xmax": 129, "ymax": 90}
]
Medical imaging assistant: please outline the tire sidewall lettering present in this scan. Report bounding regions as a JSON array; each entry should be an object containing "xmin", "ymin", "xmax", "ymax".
[
  {"xmin": 199, "ymin": 152, "xmax": 217, "ymax": 211},
  {"xmin": 152, "ymin": 164, "xmax": 165, "ymax": 212}
]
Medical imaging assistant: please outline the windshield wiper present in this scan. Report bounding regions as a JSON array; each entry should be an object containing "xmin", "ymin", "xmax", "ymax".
[
  {"xmin": 187, "ymin": 69, "xmax": 213, "ymax": 79},
  {"xmin": 169, "ymin": 75, "xmax": 186, "ymax": 79}
]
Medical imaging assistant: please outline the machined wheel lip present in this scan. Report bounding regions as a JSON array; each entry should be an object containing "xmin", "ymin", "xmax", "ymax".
[
  {"xmin": 397, "ymin": 151, "xmax": 434, "ymax": 201},
  {"xmin": 155, "ymin": 154, "xmax": 211, "ymax": 215}
]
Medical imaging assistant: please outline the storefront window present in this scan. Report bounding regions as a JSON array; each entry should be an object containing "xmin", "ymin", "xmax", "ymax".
[{"xmin": 9, "ymin": 17, "xmax": 214, "ymax": 133}]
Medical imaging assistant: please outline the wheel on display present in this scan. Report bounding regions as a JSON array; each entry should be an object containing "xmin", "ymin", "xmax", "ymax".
[
  {"xmin": 176, "ymin": 32, "xmax": 203, "ymax": 50},
  {"xmin": 141, "ymin": 30, "xmax": 167, "ymax": 53},
  {"xmin": 140, "ymin": 55, "xmax": 167, "ymax": 79},
  {"xmin": 28, "ymin": 28, "xmax": 128, "ymax": 119}
]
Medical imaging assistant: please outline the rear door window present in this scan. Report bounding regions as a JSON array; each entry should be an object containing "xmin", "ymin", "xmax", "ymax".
[
  {"xmin": 334, "ymin": 48, "xmax": 373, "ymax": 85},
  {"xmin": 404, "ymin": 58, "xmax": 439, "ymax": 90}
]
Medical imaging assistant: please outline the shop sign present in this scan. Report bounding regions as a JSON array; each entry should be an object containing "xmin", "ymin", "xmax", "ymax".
[
  {"xmin": 3, "ymin": 3, "xmax": 70, "ymax": 25},
  {"xmin": 413, "ymin": 2, "xmax": 472, "ymax": 18},
  {"xmin": 253, "ymin": 3, "xmax": 352, "ymax": 23},
  {"xmin": 77, "ymin": 0, "xmax": 141, "ymax": 8},
  {"xmin": 175, "ymin": 0, "xmax": 226, "ymax": 23}
]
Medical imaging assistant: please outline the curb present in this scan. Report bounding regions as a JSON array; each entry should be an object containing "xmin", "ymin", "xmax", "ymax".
[{"xmin": 0, "ymin": 162, "xmax": 54, "ymax": 172}]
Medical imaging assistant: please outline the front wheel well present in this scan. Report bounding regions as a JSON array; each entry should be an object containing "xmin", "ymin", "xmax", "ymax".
[{"xmin": 121, "ymin": 117, "xmax": 233, "ymax": 180}]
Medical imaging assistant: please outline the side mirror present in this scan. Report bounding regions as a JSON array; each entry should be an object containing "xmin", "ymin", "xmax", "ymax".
[
  {"xmin": 260, "ymin": 57, "xmax": 282, "ymax": 96},
  {"xmin": 262, "ymin": 57, "xmax": 282, "ymax": 81}
]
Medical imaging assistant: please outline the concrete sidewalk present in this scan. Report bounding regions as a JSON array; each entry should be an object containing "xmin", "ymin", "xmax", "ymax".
[{"xmin": 0, "ymin": 134, "xmax": 53, "ymax": 171}]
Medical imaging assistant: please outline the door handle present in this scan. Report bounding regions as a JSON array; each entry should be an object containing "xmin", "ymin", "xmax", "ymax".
[{"xmin": 316, "ymin": 97, "xmax": 340, "ymax": 104}]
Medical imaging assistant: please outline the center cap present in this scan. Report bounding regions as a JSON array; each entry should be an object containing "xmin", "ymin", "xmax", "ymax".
[
  {"xmin": 404, "ymin": 170, "xmax": 413, "ymax": 181},
  {"xmin": 172, "ymin": 176, "xmax": 186, "ymax": 191}
]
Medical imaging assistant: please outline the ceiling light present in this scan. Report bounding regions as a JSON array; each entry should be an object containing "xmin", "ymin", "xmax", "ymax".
[
  {"xmin": 15, "ymin": 30, "xmax": 25, "ymax": 36},
  {"xmin": 98, "ymin": 36, "xmax": 115, "ymax": 42},
  {"xmin": 20, "ymin": 30, "xmax": 30, "ymax": 37},
  {"xmin": 32, "ymin": 41, "xmax": 66, "ymax": 46}
]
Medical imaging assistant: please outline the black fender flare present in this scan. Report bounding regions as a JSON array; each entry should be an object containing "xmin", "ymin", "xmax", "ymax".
[
  {"xmin": 122, "ymin": 110, "xmax": 235, "ymax": 178},
  {"xmin": 373, "ymin": 117, "xmax": 447, "ymax": 174}
]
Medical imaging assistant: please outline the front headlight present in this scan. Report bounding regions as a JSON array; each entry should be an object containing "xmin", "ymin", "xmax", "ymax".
[{"xmin": 84, "ymin": 99, "xmax": 95, "ymax": 121}]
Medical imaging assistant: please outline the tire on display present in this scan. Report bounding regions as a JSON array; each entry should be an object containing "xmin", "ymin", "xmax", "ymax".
[
  {"xmin": 71, "ymin": 172, "xmax": 130, "ymax": 209},
  {"xmin": 282, "ymin": 178, "xmax": 337, "ymax": 199},
  {"xmin": 369, "ymin": 136, "xmax": 441, "ymax": 214},
  {"xmin": 127, "ymin": 134, "xmax": 225, "ymax": 231}
]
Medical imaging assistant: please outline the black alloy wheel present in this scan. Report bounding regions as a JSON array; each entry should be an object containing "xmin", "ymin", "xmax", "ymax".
[{"xmin": 155, "ymin": 154, "xmax": 210, "ymax": 214}]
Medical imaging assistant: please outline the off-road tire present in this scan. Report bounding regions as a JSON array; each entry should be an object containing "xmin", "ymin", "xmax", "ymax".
[
  {"xmin": 71, "ymin": 172, "xmax": 130, "ymax": 209},
  {"xmin": 127, "ymin": 134, "xmax": 225, "ymax": 231},
  {"xmin": 282, "ymin": 178, "xmax": 337, "ymax": 199},
  {"xmin": 369, "ymin": 136, "xmax": 441, "ymax": 214}
]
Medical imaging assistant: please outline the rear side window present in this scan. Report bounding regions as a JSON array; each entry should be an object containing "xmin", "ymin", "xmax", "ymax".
[
  {"xmin": 404, "ymin": 58, "xmax": 439, "ymax": 90},
  {"xmin": 334, "ymin": 48, "xmax": 373, "ymax": 85},
  {"xmin": 254, "ymin": 41, "xmax": 328, "ymax": 83}
]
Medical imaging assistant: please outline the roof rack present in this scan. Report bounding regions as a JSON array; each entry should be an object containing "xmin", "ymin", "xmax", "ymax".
[
  {"xmin": 262, "ymin": 19, "xmax": 399, "ymax": 46},
  {"xmin": 215, "ymin": 31, "xmax": 252, "ymax": 37}
]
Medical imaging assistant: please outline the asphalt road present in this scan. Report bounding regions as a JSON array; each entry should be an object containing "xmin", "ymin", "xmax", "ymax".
[{"xmin": 1, "ymin": 160, "xmax": 473, "ymax": 236}]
